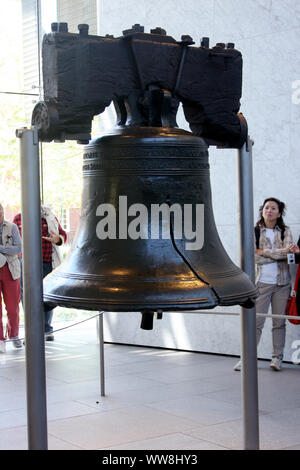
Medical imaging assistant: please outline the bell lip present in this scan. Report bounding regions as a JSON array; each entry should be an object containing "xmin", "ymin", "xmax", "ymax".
[
  {"xmin": 43, "ymin": 294, "xmax": 257, "ymax": 311},
  {"xmin": 42, "ymin": 289, "xmax": 259, "ymax": 311},
  {"xmin": 43, "ymin": 277, "xmax": 258, "ymax": 311}
]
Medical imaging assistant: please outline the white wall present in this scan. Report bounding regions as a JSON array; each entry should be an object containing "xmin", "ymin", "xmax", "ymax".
[{"xmin": 96, "ymin": 0, "xmax": 300, "ymax": 362}]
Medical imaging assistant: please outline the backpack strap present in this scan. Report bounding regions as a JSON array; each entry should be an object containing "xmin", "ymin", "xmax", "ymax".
[{"xmin": 254, "ymin": 226, "xmax": 260, "ymax": 249}]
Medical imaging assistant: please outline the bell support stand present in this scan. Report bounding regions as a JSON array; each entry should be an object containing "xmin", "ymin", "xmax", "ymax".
[
  {"xmin": 98, "ymin": 311, "xmax": 105, "ymax": 397},
  {"xmin": 237, "ymin": 136, "xmax": 259, "ymax": 450},
  {"xmin": 16, "ymin": 126, "xmax": 48, "ymax": 450}
]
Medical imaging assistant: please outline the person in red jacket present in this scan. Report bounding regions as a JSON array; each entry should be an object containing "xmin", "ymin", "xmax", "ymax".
[{"xmin": 13, "ymin": 205, "xmax": 67, "ymax": 341}]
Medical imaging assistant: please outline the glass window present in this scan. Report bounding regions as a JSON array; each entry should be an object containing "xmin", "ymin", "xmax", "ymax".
[{"xmin": 0, "ymin": 0, "xmax": 101, "ymax": 327}]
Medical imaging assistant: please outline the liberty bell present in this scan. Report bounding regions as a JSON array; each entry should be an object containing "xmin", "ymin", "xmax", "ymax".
[{"xmin": 32, "ymin": 23, "xmax": 258, "ymax": 329}]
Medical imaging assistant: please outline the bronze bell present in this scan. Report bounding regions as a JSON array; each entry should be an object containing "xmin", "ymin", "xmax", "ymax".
[
  {"xmin": 43, "ymin": 124, "xmax": 258, "ymax": 328},
  {"xmin": 33, "ymin": 26, "xmax": 258, "ymax": 329}
]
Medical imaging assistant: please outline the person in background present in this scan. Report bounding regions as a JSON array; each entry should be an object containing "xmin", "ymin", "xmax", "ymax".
[
  {"xmin": 0, "ymin": 203, "xmax": 22, "ymax": 353},
  {"xmin": 13, "ymin": 204, "xmax": 67, "ymax": 341},
  {"xmin": 234, "ymin": 197, "xmax": 294, "ymax": 372}
]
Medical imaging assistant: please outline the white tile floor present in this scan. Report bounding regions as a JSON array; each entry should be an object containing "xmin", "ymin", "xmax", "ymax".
[{"xmin": 0, "ymin": 317, "xmax": 299, "ymax": 450}]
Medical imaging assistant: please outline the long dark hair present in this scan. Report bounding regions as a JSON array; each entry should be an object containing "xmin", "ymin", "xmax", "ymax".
[{"xmin": 256, "ymin": 197, "xmax": 287, "ymax": 231}]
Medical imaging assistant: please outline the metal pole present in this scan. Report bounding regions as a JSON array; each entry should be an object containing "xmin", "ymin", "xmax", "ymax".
[
  {"xmin": 98, "ymin": 312, "xmax": 105, "ymax": 396},
  {"xmin": 237, "ymin": 136, "xmax": 260, "ymax": 450},
  {"xmin": 16, "ymin": 126, "xmax": 48, "ymax": 450}
]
